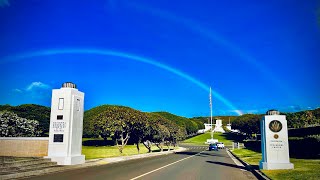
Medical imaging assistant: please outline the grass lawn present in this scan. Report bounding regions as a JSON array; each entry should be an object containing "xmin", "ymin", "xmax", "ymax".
[
  {"xmin": 232, "ymin": 148, "xmax": 320, "ymax": 180},
  {"xmin": 182, "ymin": 132, "xmax": 233, "ymax": 145},
  {"xmin": 232, "ymin": 148, "xmax": 262, "ymax": 166},
  {"xmin": 82, "ymin": 141, "xmax": 174, "ymax": 160}
]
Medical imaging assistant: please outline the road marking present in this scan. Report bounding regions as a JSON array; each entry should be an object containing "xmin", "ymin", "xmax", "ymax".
[
  {"xmin": 226, "ymin": 149, "xmax": 245, "ymax": 168},
  {"xmin": 130, "ymin": 150, "xmax": 205, "ymax": 180}
]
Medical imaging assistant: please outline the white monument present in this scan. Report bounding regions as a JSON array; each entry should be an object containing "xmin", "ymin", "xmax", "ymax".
[
  {"xmin": 226, "ymin": 124, "xmax": 232, "ymax": 131},
  {"xmin": 46, "ymin": 82, "xmax": 85, "ymax": 165},
  {"xmin": 213, "ymin": 119, "xmax": 225, "ymax": 133},
  {"xmin": 226, "ymin": 118, "xmax": 232, "ymax": 131},
  {"xmin": 259, "ymin": 110, "xmax": 294, "ymax": 170},
  {"xmin": 204, "ymin": 123, "xmax": 213, "ymax": 132}
]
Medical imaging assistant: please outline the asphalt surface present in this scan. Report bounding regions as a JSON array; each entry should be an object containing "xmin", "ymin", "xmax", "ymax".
[{"xmin": 23, "ymin": 146, "xmax": 257, "ymax": 180}]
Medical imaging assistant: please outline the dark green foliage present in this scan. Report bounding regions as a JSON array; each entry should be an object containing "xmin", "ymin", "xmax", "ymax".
[
  {"xmin": 285, "ymin": 108, "xmax": 320, "ymax": 128},
  {"xmin": 0, "ymin": 104, "xmax": 50, "ymax": 136},
  {"xmin": 232, "ymin": 114, "xmax": 262, "ymax": 135},
  {"xmin": 243, "ymin": 137, "xmax": 320, "ymax": 159},
  {"xmin": 243, "ymin": 140, "xmax": 261, "ymax": 152},
  {"xmin": 0, "ymin": 104, "xmax": 12, "ymax": 111},
  {"xmin": 190, "ymin": 117, "xmax": 208, "ymax": 124},
  {"xmin": 231, "ymin": 109, "xmax": 320, "ymax": 139},
  {"xmin": 152, "ymin": 112, "xmax": 199, "ymax": 136},
  {"xmin": 288, "ymin": 126, "xmax": 320, "ymax": 137},
  {"xmin": 90, "ymin": 105, "xmax": 149, "ymax": 153},
  {"xmin": 79, "ymin": 105, "xmax": 204, "ymax": 142},
  {"xmin": 0, "ymin": 111, "xmax": 41, "ymax": 137},
  {"xmin": 83, "ymin": 105, "xmax": 110, "ymax": 138},
  {"xmin": 153, "ymin": 112, "xmax": 187, "ymax": 127},
  {"xmin": 144, "ymin": 113, "xmax": 172, "ymax": 151},
  {"xmin": 289, "ymin": 136, "xmax": 320, "ymax": 158},
  {"xmin": 191, "ymin": 119, "xmax": 205, "ymax": 130},
  {"xmin": 147, "ymin": 113, "xmax": 183, "ymax": 141},
  {"xmin": 224, "ymin": 132, "xmax": 246, "ymax": 142}
]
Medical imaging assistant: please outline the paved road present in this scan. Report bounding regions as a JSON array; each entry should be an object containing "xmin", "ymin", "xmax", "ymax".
[{"xmin": 24, "ymin": 146, "xmax": 257, "ymax": 180}]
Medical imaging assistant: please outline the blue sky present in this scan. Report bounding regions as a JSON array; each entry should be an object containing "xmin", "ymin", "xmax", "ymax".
[{"xmin": 0, "ymin": 0, "xmax": 319, "ymax": 117}]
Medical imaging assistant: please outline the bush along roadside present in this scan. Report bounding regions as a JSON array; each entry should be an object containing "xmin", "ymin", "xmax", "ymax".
[{"xmin": 243, "ymin": 136, "xmax": 320, "ymax": 159}]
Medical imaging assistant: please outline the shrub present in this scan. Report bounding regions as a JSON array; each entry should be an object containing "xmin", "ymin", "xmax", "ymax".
[
  {"xmin": 243, "ymin": 137, "xmax": 320, "ymax": 159},
  {"xmin": 289, "ymin": 135, "xmax": 320, "ymax": 159},
  {"xmin": 0, "ymin": 111, "xmax": 41, "ymax": 137}
]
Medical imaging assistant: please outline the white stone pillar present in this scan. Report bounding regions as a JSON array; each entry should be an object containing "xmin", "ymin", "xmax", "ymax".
[
  {"xmin": 259, "ymin": 110, "xmax": 294, "ymax": 170},
  {"xmin": 46, "ymin": 82, "xmax": 85, "ymax": 165}
]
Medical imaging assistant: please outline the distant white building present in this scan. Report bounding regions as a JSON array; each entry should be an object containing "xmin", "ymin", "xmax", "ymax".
[
  {"xmin": 204, "ymin": 123, "xmax": 214, "ymax": 132},
  {"xmin": 201, "ymin": 119, "xmax": 225, "ymax": 133},
  {"xmin": 213, "ymin": 119, "xmax": 225, "ymax": 133},
  {"xmin": 226, "ymin": 123, "xmax": 232, "ymax": 131}
]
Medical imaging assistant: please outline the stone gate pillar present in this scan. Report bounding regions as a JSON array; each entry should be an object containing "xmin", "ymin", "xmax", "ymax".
[
  {"xmin": 46, "ymin": 82, "xmax": 85, "ymax": 165},
  {"xmin": 259, "ymin": 110, "xmax": 294, "ymax": 170}
]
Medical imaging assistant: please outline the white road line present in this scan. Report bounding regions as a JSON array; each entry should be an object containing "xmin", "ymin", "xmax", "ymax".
[
  {"xmin": 226, "ymin": 149, "xmax": 245, "ymax": 168},
  {"xmin": 130, "ymin": 150, "xmax": 205, "ymax": 180}
]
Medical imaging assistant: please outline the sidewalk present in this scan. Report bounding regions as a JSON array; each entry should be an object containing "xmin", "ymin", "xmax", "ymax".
[{"xmin": 0, "ymin": 147, "xmax": 187, "ymax": 180}]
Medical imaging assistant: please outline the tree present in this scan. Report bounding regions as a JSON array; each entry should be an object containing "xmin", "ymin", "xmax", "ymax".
[
  {"xmin": 0, "ymin": 111, "xmax": 40, "ymax": 137},
  {"xmin": 83, "ymin": 105, "xmax": 110, "ymax": 138},
  {"xmin": 232, "ymin": 114, "xmax": 261, "ymax": 136},
  {"xmin": 130, "ymin": 116, "xmax": 149, "ymax": 154},
  {"xmin": 92, "ymin": 105, "xmax": 148, "ymax": 154},
  {"xmin": 153, "ymin": 112, "xmax": 202, "ymax": 137},
  {"xmin": 0, "ymin": 104, "xmax": 50, "ymax": 136},
  {"xmin": 144, "ymin": 113, "xmax": 172, "ymax": 152}
]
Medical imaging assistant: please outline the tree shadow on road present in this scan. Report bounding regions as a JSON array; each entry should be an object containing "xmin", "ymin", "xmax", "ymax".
[
  {"xmin": 174, "ymin": 151, "xmax": 228, "ymax": 158},
  {"xmin": 175, "ymin": 151, "xmax": 199, "ymax": 155},
  {"xmin": 200, "ymin": 152, "xmax": 228, "ymax": 158},
  {"xmin": 206, "ymin": 161, "xmax": 248, "ymax": 170}
]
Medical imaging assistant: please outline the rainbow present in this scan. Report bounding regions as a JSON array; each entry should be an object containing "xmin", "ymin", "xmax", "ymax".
[
  {"xmin": 128, "ymin": 3, "xmax": 292, "ymax": 98},
  {"xmin": 1, "ymin": 48, "xmax": 242, "ymax": 115}
]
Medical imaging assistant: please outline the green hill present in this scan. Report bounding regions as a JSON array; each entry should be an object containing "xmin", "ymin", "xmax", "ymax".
[{"xmin": 152, "ymin": 112, "xmax": 204, "ymax": 136}]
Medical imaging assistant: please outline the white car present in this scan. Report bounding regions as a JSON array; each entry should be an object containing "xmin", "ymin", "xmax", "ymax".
[{"xmin": 216, "ymin": 142, "xmax": 225, "ymax": 149}]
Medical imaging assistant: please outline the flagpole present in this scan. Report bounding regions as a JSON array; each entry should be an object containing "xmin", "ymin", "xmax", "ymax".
[{"xmin": 210, "ymin": 87, "xmax": 213, "ymax": 139}]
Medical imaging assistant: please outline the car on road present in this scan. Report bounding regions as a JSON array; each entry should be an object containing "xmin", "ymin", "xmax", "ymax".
[
  {"xmin": 216, "ymin": 142, "xmax": 225, "ymax": 149},
  {"xmin": 209, "ymin": 143, "xmax": 218, "ymax": 151}
]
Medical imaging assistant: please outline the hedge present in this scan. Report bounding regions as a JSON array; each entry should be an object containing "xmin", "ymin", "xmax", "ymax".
[
  {"xmin": 243, "ymin": 135, "xmax": 320, "ymax": 159},
  {"xmin": 288, "ymin": 126, "xmax": 320, "ymax": 137}
]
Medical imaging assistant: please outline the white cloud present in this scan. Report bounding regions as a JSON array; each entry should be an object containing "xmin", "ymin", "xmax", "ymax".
[
  {"xmin": 26, "ymin": 82, "xmax": 50, "ymax": 91},
  {"xmin": 12, "ymin": 88, "xmax": 23, "ymax": 93}
]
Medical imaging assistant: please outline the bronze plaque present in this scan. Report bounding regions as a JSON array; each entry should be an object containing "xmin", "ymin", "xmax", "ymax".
[
  {"xmin": 53, "ymin": 134, "xmax": 63, "ymax": 142},
  {"xmin": 269, "ymin": 120, "xmax": 282, "ymax": 133}
]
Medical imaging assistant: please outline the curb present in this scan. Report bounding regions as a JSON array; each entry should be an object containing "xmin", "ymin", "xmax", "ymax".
[
  {"xmin": 0, "ymin": 147, "xmax": 187, "ymax": 180},
  {"xmin": 227, "ymin": 149, "xmax": 270, "ymax": 180}
]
